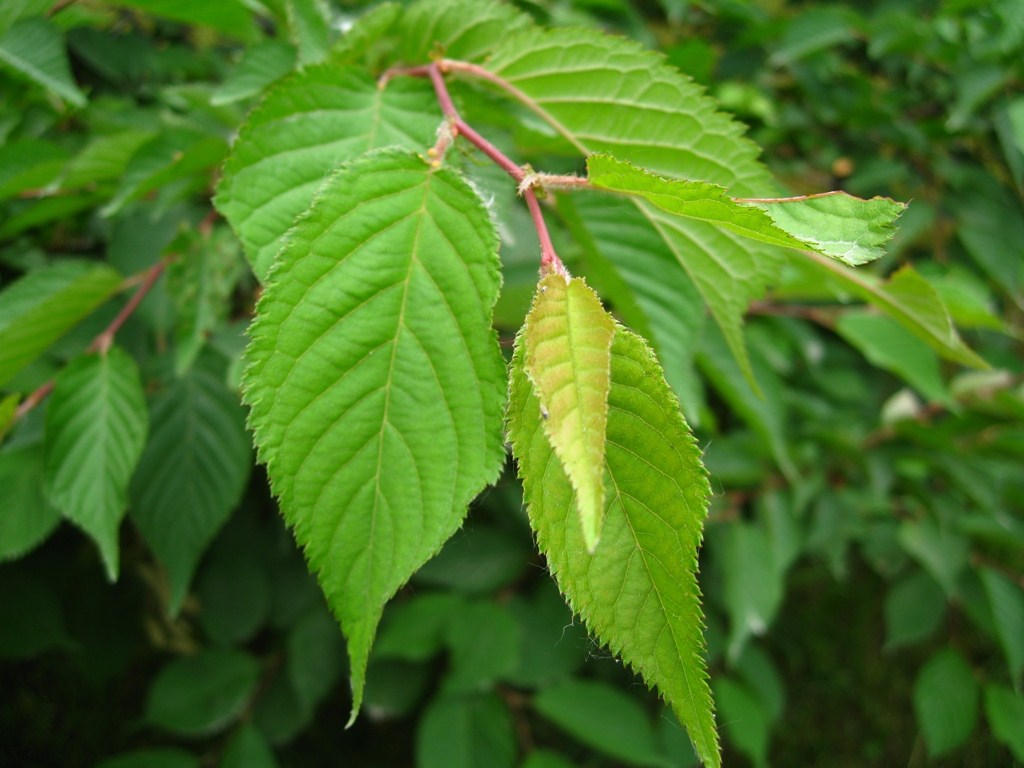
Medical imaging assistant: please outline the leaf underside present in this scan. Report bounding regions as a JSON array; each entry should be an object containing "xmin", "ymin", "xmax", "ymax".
[
  {"xmin": 243, "ymin": 149, "xmax": 506, "ymax": 722},
  {"xmin": 523, "ymin": 274, "xmax": 614, "ymax": 552},
  {"xmin": 508, "ymin": 325, "xmax": 718, "ymax": 767}
]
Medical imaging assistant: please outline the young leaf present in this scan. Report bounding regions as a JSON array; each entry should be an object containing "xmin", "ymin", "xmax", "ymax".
[
  {"xmin": 0, "ymin": 17, "xmax": 86, "ymax": 107},
  {"xmin": 130, "ymin": 364, "xmax": 252, "ymax": 614},
  {"xmin": 215, "ymin": 66, "xmax": 439, "ymax": 280},
  {"xmin": 508, "ymin": 327, "xmax": 719, "ymax": 767},
  {"xmin": 523, "ymin": 274, "xmax": 614, "ymax": 551},
  {"xmin": 0, "ymin": 260, "xmax": 123, "ymax": 387},
  {"xmin": 44, "ymin": 348, "xmax": 149, "ymax": 581},
  {"xmin": 485, "ymin": 26, "xmax": 784, "ymax": 381},
  {"xmin": 587, "ymin": 154, "xmax": 905, "ymax": 266},
  {"xmin": 243, "ymin": 149, "xmax": 506, "ymax": 723}
]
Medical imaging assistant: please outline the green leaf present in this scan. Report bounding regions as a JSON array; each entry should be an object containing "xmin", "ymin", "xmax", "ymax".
[
  {"xmin": 884, "ymin": 571, "xmax": 946, "ymax": 650},
  {"xmin": 215, "ymin": 66, "xmax": 439, "ymax": 280},
  {"xmin": 0, "ymin": 260, "xmax": 123, "ymax": 388},
  {"xmin": 718, "ymin": 523, "xmax": 783, "ymax": 661},
  {"xmin": 130, "ymin": 364, "xmax": 252, "ymax": 614},
  {"xmin": 58, "ymin": 130, "xmax": 156, "ymax": 191},
  {"xmin": 0, "ymin": 139, "xmax": 69, "ymax": 201},
  {"xmin": 285, "ymin": 607, "xmax": 344, "ymax": 709},
  {"xmin": 96, "ymin": 749, "xmax": 199, "ymax": 768},
  {"xmin": 444, "ymin": 599, "xmax": 520, "ymax": 694},
  {"xmin": 712, "ymin": 677, "xmax": 770, "ymax": 767},
  {"xmin": 808, "ymin": 259, "xmax": 987, "ymax": 369},
  {"xmin": 913, "ymin": 649, "xmax": 979, "ymax": 758},
  {"xmin": 285, "ymin": 0, "xmax": 332, "ymax": 65},
  {"xmin": 414, "ymin": 524, "xmax": 530, "ymax": 594},
  {"xmin": 0, "ymin": 17, "xmax": 86, "ymax": 107},
  {"xmin": 375, "ymin": 593, "xmax": 463, "ymax": 662},
  {"xmin": 485, "ymin": 26, "xmax": 783, "ymax": 381},
  {"xmin": 210, "ymin": 40, "xmax": 297, "ymax": 107},
  {"xmin": 984, "ymin": 685, "xmax": 1024, "ymax": 761},
  {"xmin": 523, "ymin": 274, "xmax": 614, "ymax": 551},
  {"xmin": 106, "ymin": 0, "xmax": 257, "ymax": 40},
  {"xmin": 520, "ymin": 751, "xmax": 578, "ymax": 768},
  {"xmin": 0, "ymin": 0, "xmax": 51, "ymax": 36},
  {"xmin": 835, "ymin": 312, "xmax": 950, "ymax": 405},
  {"xmin": 44, "ymin": 348, "xmax": 148, "ymax": 581},
  {"xmin": 898, "ymin": 519, "xmax": 969, "ymax": 597},
  {"xmin": 145, "ymin": 649, "xmax": 261, "ymax": 736},
  {"xmin": 220, "ymin": 723, "xmax": 279, "ymax": 768},
  {"xmin": 979, "ymin": 568, "xmax": 1024, "ymax": 683},
  {"xmin": 587, "ymin": 154, "xmax": 904, "ymax": 266},
  {"xmin": 508, "ymin": 326, "xmax": 718, "ymax": 767},
  {"xmin": 415, "ymin": 693, "xmax": 516, "ymax": 768},
  {"xmin": 0, "ymin": 443, "xmax": 61, "ymax": 562},
  {"xmin": 533, "ymin": 678, "xmax": 668, "ymax": 768},
  {"xmin": 243, "ymin": 149, "xmax": 506, "ymax": 722},
  {"xmin": 395, "ymin": 0, "xmax": 532, "ymax": 63}
]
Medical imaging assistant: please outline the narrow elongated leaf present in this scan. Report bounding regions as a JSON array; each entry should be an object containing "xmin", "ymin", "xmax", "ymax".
[
  {"xmin": 588, "ymin": 154, "xmax": 905, "ymax": 266},
  {"xmin": 0, "ymin": 261, "xmax": 123, "ymax": 387},
  {"xmin": 44, "ymin": 348, "xmax": 148, "ymax": 581},
  {"xmin": 243, "ymin": 149, "xmax": 506, "ymax": 722},
  {"xmin": 484, "ymin": 27, "xmax": 784, "ymax": 380},
  {"xmin": 0, "ymin": 17, "xmax": 86, "ymax": 107},
  {"xmin": 130, "ymin": 365, "xmax": 251, "ymax": 614},
  {"xmin": 808, "ymin": 257, "xmax": 987, "ymax": 368},
  {"xmin": 215, "ymin": 66, "xmax": 438, "ymax": 280},
  {"xmin": 524, "ymin": 274, "xmax": 614, "ymax": 551},
  {"xmin": 913, "ymin": 649, "xmax": 979, "ymax": 757},
  {"xmin": 508, "ymin": 327, "xmax": 718, "ymax": 767}
]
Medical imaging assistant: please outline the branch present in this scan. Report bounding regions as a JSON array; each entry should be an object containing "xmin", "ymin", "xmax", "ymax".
[{"xmin": 13, "ymin": 259, "xmax": 168, "ymax": 423}]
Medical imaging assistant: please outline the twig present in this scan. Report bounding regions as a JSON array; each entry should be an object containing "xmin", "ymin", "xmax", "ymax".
[{"xmin": 13, "ymin": 259, "xmax": 168, "ymax": 423}]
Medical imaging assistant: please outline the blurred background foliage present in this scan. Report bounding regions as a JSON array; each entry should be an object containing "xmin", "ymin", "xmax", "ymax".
[{"xmin": 0, "ymin": 0, "xmax": 1022, "ymax": 766}]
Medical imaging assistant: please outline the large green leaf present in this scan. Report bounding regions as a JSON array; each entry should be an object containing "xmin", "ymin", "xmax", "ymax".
[
  {"xmin": 482, "ymin": 27, "xmax": 783, "ymax": 380},
  {"xmin": 243, "ymin": 149, "xmax": 506, "ymax": 722},
  {"xmin": 913, "ymin": 648, "xmax": 979, "ymax": 758},
  {"xmin": 508, "ymin": 326, "xmax": 718, "ymax": 767},
  {"xmin": 523, "ymin": 274, "xmax": 614, "ymax": 552},
  {"xmin": 0, "ymin": 16, "xmax": 86, "ymax": 107},
  {"xmin": 44, "ymin": 348, "xmax": 148, "ymax": 581},
  {"xmin": 130, "ymin": 365, "xmax": 252, "ymax": 614},
  {"xmin": 588, "ymin": 154, "xmax": 904, "ymax": 266},
  {"xmin": 0, "ymin": 260, "xmax": 123, "ymax": 388},
  {"xmin": 215, "ymin": 66, "xmax": 439, "ymax": 280}
]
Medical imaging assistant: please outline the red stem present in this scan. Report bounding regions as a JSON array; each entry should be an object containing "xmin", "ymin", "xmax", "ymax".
[
  {"xmin": 418, "ymin": 63, "xmax": 566, "ymax": 275},
  {"xmin": 13, "ymin": 259, "xmax": 167, "ymax": 422}
]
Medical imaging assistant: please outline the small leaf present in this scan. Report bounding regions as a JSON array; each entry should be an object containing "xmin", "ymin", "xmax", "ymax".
[
  {"xmin": 984, "ymin": 684, "xmax": 1024, "ymax": 761},
  {"xmin": 0, "ymin": 260, "xmax": 123, "ymax": 387},
  {"xmin": 0, "ymin": 17, "xmax": 86, "ymax": 107},
  {"xmin": 415, "ymin": 693, "xmax": 517, "ymax": 768},
  {"xmin": 508, "ymin": 326, "xmax": 719, "ymax": 767},
  {"xmin": 713, "ymin": 677, "xmax": 770, "ymax": 767},
  {"xmin": 524, "ymin": 274, "xmax": 614, "ymax": 551},
  {"xmin": 0, "ymin": 443, "xmax": 61, "ymax": 562},
  {"xmin": 243, "ymin": 149, "xmax": 506, "ymax": 722},
  {"xmin": 285, "ymin": 0, "xmax": 332, "ymax": 65},
  {"xmin": 130, "ymin": 364, "xmax": 252, "ymax": 614},
  {"xmin": 220, "ymin": 723, "xmax": 279, "ymax": 768},
  {"xmin": 913, "ymin": 648, "xmax": 979, "ymax": 758},
  {"xmin": 215, "ymin": 66, "xmax": 439, "ymax": 280},
  {"xmin": 533, "ymin": 678, "xmax": 667, "ymax": 768},
  {"xmin": 210, "ymin": 40, "xmax": 296, "ymax": 107},
  {"xmin": 44, "ymin": 348, "xmax": 149, "ymax": 581},
  {"xmin": 145, "ymin": 649, "xmax": 261, "ymax": 736},
  {"xmin": 444, "ymin": 600, "xmax": 520, "ymax": 694},
  {"xmin": 884, "ymin": 571, "xmax": 946, "ymax": 650}
]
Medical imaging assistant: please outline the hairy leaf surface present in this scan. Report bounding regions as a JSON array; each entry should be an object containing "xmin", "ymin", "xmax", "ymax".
[
  {"xmin": 396, "ymin": 0, "xmax": 531, "ymax": 64},
  {"xmin": 508, "ymin": 327, "xmax": 718, "ymax": 767},
  {"xmin": 130, "ymin": 364, "xmax": 251, "ymax": 614},
  {"xmin": 0, "ymin": 260, "xmax": 122, "ymax": 387},
  {"xmin": 588, "ymin": 154, "xmax": 905, "ymax": 266},
  {"xmin": 44, "ymin": 348, "xmax": 148, "ymax": 580},
  {"xmin": 524, "ymin": 274, "xmax": 614, "ymax": 552},
  {"xmin": 484, "ymin": 26, "xmax": 783, "ymax": 380},
  {"xmin": 215, "ymin": 67, "xmax": 438, "ymax": 280},
  {"xmin": 243, "ymin": 149, "xmax": 506, "ymax": 721}
]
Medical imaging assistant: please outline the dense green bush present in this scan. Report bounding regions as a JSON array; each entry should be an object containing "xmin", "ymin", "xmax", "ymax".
[{"xmin": 1, "ymin": 1, "xmax": 1021, "ymax": 766}]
